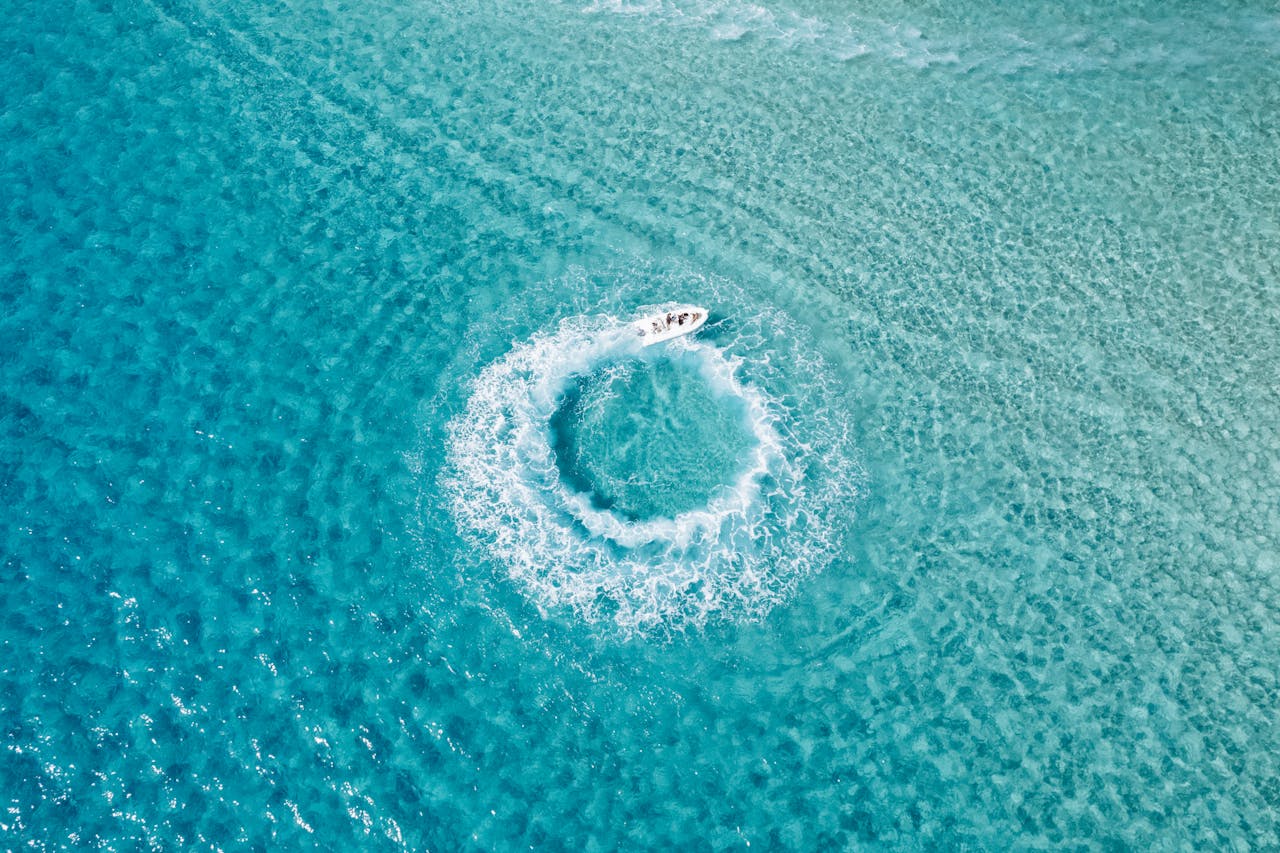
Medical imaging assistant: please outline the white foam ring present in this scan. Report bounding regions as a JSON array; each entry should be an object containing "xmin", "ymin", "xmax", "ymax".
[{"xmin": 443, "ymin": 306, "xmax": 861, "ymax": 635}]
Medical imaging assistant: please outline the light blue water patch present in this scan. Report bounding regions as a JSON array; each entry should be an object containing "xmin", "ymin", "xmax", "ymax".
[
  {"xmin": 551, "ymin": 347, "xmax": 758, "ymax": 521},
  {"xmin": 3, "ymin": 0, "xmax": 1280, "ymax": 848}
]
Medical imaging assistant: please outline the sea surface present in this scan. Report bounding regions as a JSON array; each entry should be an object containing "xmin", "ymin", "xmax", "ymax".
[{"xmin": 3, "ymin": 0, "xmax": 1280, "ymax": 848}]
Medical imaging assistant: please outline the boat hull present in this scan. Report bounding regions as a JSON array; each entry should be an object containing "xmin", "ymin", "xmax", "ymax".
[{"xmin": 633, "ymin": 305, "xmax": 708, "ymax": 346}]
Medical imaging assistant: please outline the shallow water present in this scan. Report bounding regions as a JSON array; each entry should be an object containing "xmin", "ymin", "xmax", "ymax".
[
  {"xmin": 550, "ymin": 350, "xmax": 758, "ymax": 522},
  {"xmin": 3, "ymin": 0, "xmax": 1280, "ymax": 848}
]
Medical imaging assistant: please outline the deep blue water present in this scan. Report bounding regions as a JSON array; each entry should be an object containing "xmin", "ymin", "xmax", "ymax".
[{"xmin": 3, "ymin": 0, "xmax": 1280, "ymax": 848}]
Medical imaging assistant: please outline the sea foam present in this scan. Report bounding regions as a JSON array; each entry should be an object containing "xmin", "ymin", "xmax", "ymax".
[{"xmin": 443, "ymin": 303, "xmax": 864, "ymax": 635}]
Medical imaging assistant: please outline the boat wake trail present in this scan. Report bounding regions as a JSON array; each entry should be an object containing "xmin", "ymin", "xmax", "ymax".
[{"xmin": 443, "ymin": 301, "xmax": 863, "ymax": 636}]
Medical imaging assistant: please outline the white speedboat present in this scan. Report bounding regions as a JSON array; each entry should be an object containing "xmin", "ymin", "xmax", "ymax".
[{"xmin": 632, "ymin": 305, "xmax": 708, "ymax": 346}]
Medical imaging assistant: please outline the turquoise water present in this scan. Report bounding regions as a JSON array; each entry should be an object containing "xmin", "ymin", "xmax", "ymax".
[
  {"xmin": 550, "ymin": 350, "xmax": 759, "ymax": 522},
  {"xmin": 3, "ymin": 0, "xmax": 1280, "ymax": 846}
]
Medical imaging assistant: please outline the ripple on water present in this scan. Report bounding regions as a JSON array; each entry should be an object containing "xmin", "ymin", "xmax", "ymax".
[
  {"xmin": 550, "ymin": 349, "xmax": 758, "ymax": 520},
  {"xmin": 443, "ymin": 300, "xmax": 865, "ymax": 635}
]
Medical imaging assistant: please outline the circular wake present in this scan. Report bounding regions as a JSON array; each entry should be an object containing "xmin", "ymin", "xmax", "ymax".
[{"xmin": 443, "ymin": 302, "xmax": 863, "ymax": 635}]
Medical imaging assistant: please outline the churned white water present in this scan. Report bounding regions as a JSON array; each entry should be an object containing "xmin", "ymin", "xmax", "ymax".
[{"xmin": 444, "ymin": 303, "xmax": 864, "ymax": 634}]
